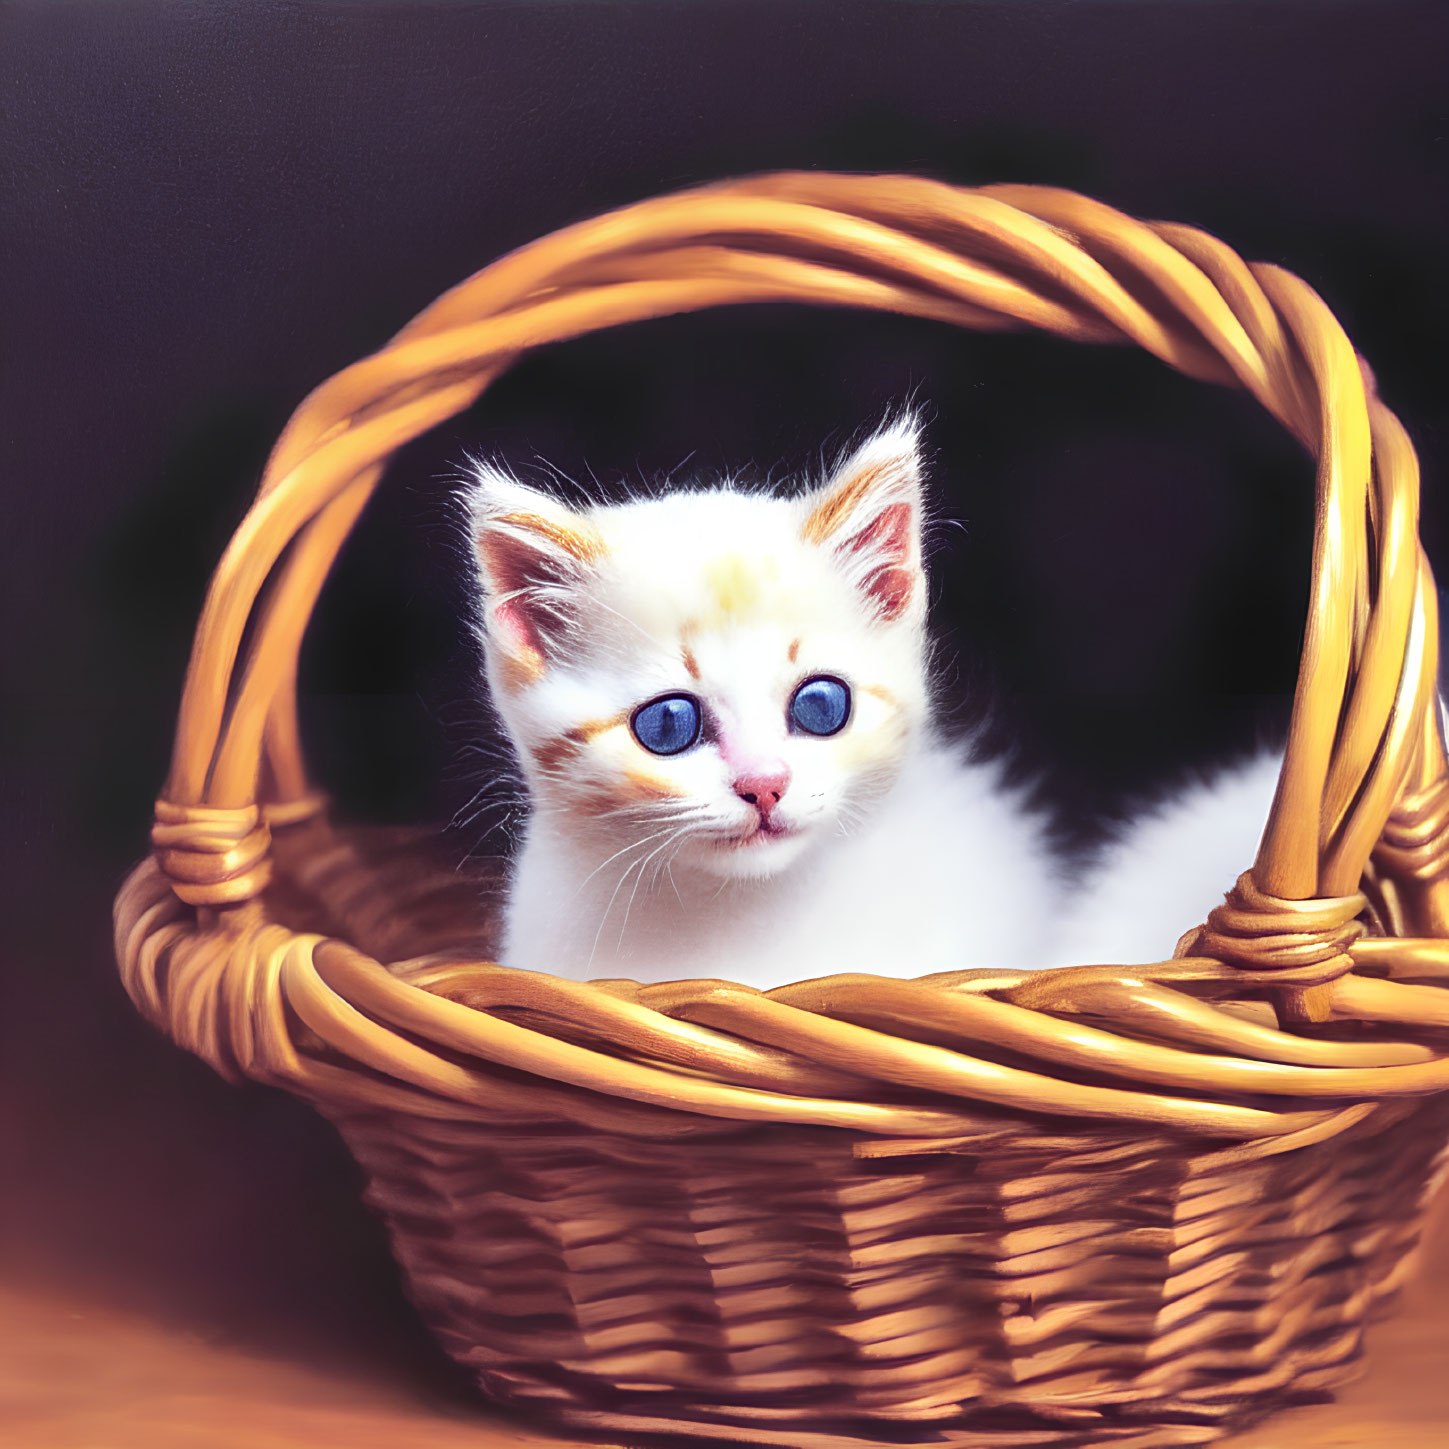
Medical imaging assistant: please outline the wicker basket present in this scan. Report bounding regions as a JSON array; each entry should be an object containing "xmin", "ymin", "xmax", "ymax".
[{"xmin": 115, "ymin": 173, "xmax": 1449, "ymax": 1448}]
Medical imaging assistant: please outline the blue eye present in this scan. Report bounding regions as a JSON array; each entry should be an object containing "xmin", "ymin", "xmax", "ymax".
[
  {"xmin": 789, "ymin": 676, "xmax": 851, "ymax": 736},
  {"xmin": 631, "ymin": 694, "xmax": 702, "ymax": 755}
]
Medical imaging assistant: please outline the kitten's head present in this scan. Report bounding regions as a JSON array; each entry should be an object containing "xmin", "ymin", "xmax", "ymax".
[{"xmin": 467, "ymin": 420, "xmax": 933, "ymax": 881}]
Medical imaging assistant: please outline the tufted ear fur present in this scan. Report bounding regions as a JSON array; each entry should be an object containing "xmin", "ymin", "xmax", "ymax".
[
  {"xmin": 801, "ymin": 419, "xmax": 924, "ymax": 623},
  {"xmin": 467, "ymin": 466, "xmax": 605, "ymax": 678}
]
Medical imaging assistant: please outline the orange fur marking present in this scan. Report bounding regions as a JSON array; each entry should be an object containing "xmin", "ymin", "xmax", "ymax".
[
  {"xmin": 497, "ymin": 649, "xmax": 544, "ymax": 693},
  {"xmin": 577, "ymin": 786, "xmax": 621, "ymax": 816},
  {"xmin": 567, "ymin": 711, "xmax": 627, "ymax": 744},
  {"xmin": 861, "ymin": 683, "xmax": 900, "ymax": 708},
  {"xmin": 531, "ymin": 735, "xmax": 581, "ymax": 775},
  {"xmin": 623, "ymin": 767, "xmax": 686, "ymax": 800},
  {"xmin": 681, "ymin": 644, "xmax": 701, "ymax": 679},
  {"xmin": 788, "ymin": 637, "xmax": 801, "ymax": 664},
  {"xmin": 496, "ymin": 510, "xmax": 605, "ymax": 563},
  {"xmin": 578, "ymin": 769, "xmax": 685, "ymax": 814},
  {"xmin": 802, "ymin": 461, "xmax": 895, "ymax": 545}
]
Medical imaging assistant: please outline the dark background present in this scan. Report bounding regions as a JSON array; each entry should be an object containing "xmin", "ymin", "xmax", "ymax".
[{"xmin": 4, "ymin": 0, "xmax": 1448, "ymax": 1414}]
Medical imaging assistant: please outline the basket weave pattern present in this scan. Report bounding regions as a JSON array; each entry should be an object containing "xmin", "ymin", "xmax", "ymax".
[
  {"xmin": 339, "ymin": 1097, "xmax": 1449, "ymax": 1446},
  {"xmin": 115, "ymin": 174, "xmax": 1449, "ymax": 1446}
]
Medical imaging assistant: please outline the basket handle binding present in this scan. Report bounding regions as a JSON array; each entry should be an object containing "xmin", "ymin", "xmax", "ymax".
[{"xmin": 147, "ymin": 172, "xmax": 1449, "ymax": 1015}]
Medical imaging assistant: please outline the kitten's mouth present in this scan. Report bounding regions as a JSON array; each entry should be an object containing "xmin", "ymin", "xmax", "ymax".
[{"xmin": 730, "ymin": 819, "xmax": 797, "ymax": 847}]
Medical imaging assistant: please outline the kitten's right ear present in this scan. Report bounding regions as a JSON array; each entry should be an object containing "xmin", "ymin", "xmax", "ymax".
[
  {"xmin": 466, "ymin": 465, "xmax": 605, "ymax": 682},
  {"xmin": 802, "ymin": 418, "xmax": 925, "ymax": 623}
]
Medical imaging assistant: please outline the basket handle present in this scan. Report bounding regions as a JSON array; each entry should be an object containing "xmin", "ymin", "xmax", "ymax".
[{"xmin": 149, "ymin": 171, "xmax": 1449, "ymax": 992}]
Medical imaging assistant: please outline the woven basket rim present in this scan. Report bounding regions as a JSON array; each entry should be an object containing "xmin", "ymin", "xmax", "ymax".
[{"xmin": 116, "ymin": 170, "xmax": 1449, "ymax": 1137}]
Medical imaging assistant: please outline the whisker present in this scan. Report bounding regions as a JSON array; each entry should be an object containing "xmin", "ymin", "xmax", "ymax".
[
  {"xmin": 615, "ymin": 829, "xmax": 687, "ymax": 950},
  {"xmin": 642, "ymin": 833, "xmax": 696, "ymax": 919},
  {"xmin": 576, "ymin": 826, "xmax": 677, "ymax": 894},
  {"xmin": 646, "ymin": 821, "xmax": 700, "ymax": 892},
  {"xmin": 586, "ymin": 847, "xmax": 656, "ymax": 972},
  {"xmin": 448, "ymin": 787, "xmax": 524, "ymax": 833}
]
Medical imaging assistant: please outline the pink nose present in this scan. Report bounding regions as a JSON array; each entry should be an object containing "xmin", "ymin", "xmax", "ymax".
[{"xmin": 733, "ymin": 768, "xmax": 791, "ymax": 822}]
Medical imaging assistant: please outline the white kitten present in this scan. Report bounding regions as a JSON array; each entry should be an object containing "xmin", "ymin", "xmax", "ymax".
[{"xmin": 466, "ymin": 420, "xmax": 1063, "ymax": 987}]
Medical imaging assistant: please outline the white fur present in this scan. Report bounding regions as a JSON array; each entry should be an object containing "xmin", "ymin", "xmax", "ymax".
[
  {"xmin": 1048, "ymin": 752, "xmax": 1285, "ymax": 967},
  {"xmin": 467, "ymin": 421, "xmax": 1064, "ymax": 987}
]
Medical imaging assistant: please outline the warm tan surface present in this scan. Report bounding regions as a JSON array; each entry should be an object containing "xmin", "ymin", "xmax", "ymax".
[
  {"xmin": 0, "ymin": 1283, "xmax": 570, "ymax": 1449},
  {"xmin": 6, "ymin": 1188, "xmax": 1449, "ymax": 1449}
]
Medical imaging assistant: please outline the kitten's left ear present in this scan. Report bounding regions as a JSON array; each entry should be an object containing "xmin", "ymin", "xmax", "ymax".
[{"xmin": 802, "ymin": 419, "xmax": 924, "ymax": 622}]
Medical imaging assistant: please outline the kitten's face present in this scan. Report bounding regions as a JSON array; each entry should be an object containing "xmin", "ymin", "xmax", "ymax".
[{"xmin": 469, "ymin": 422, "xmax": 931, "ymax": 883}]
